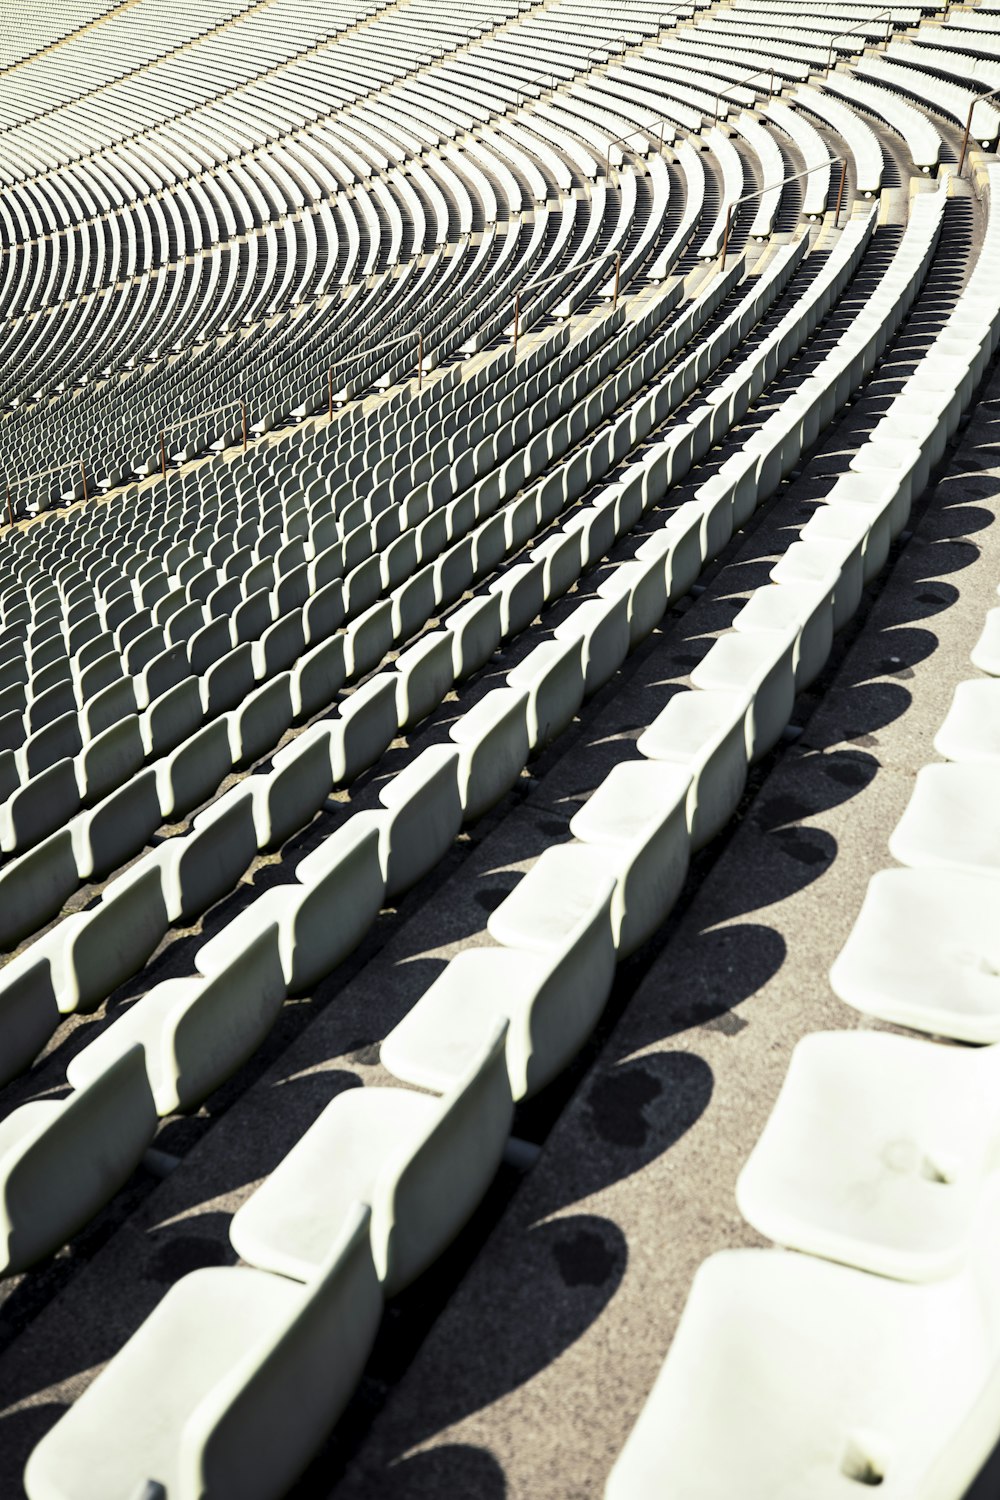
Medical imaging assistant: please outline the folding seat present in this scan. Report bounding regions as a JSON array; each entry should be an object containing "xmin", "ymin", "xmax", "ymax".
[
  {"xmin": 153, "ymin": 784, "xmax": 259, "ymax": 927},
  {"xmin": 233, "ymin": 1021, "xmax": 511, "ymax": 1297},
  {"xmin": 68, "ymin": 924, "xmax": 287, "ymax": 1118},
  {"xmin": 383, "ymin": 844, "xmax": 617, "ymax": 1101},
  {"xmin": 189, "ymin": 614, "xmax": 234, "ymax": 676},
  {"xmin": 889, "ymin": 763, "xmax": 1000, "ymax": 877},
  {"xmin": 330, "ymin": 674, "xmax": 399, "ymax": 784},
  {"xmin": 446, "ymin": 592, "xmax": 502, "ymax": 680},
  {"xmin": 489, "ymin": 558, "xmax": 545, "ymax": 638},
  {"xmin": 604, "ymin": 1237, "xmax": 1000, "ymax": 1500},
  {"xmin": 139, "ymin": 676, "xmax": 202, "ymax": 758},
  {"xmin": 690, "ymin": 625, "xmax": 796, "ymax": 764},
  {"xmin": 507, "ymin": 636, "xmax": 586, "ymax": 751},
  {"xmin": 17, "ymin": 711, "xmax": 82, "ymax": 780},
  {"xmin": 201, "ymin": 642, "xmax": 255, "ymax": 717},
  {"xmin": 343, "ymin": 553, "xmax": 381, "ymax": 622},
  {"xmin": 25, "ymin": 1205, "xmax": 383, "ymax": 1500},
  {"xmin": 830, "ymin": 867, "xmax": 1000, "ymax": 1044},
  {"xmin": 731, "ymin": 579, "xmax": 834, "ymax": 693},
  {"xmin": 637, "ymin": 688, "xmax": 752, "ymax": 850},
  {"xmin": 136, "ymin": 642, "xmax": 191, "ymax": 710},
  {"xmin": 123, "ymin": 623, "xmax": 166, "ymax": 678},
  {"xmin": 570, "ymin": 761, "xmax": 692, "ymax": 955},
  {"xmin": 737, "ymin": 1029, "xmax": 1000, "ymax": 1285},
  {"xmin": 394, "ymin": 631, "xmax": 454, "ymax": 731},
  {"xmin": 238, "ymin": 816, "xmax": 385, "ymax": 995},
  {"xmin": 301, "ymin": 574, "xmax": 346, "ymax": 648},
  {"xmin": 374, "ymin": 746, "xmax": 463, "ymax": 899},
  {"xmin": 290, "ymin": 629, "xmax": 347, "ymax": 721},
  {"xmin": 25, "ymin": 678, "xmax": 76, "ymax": 735},
  {"xmin": 343, "ymin": 599, "xmax": 393, "ymax": 679},
  {"xmin": 46, "ymin": 860, "xmax": 169, "ymax": 1016},
  {"xmin": 0, "ymin": 1045, "xmax": 157, "ymax": 1278},
  {"xmin": 554, "ymin": 593, "xmax": 630, "ymax": 697},
  {"xmin": 0, "ymin": 758, "xmax": 78, "ymax": 854},
  {"xmin": 76, "ymin": 715, "xmax": 144, "ymax": 805},
  {"xmin": 392, "ymin": 562, "xmax": 436, "ymax": 641},
  {"xmin": 0, "ymin": 825, "xmax": 80, "ymax": 954},
  {"xmin": 155, "ymin": 718, "xmax": 234, "ymax": 821},
  {"xmin": 934, "ymin": 679, "xmax": 1000, "ymax": 762},
  {"xmin": 450, "ymin": 687, "xmax": 530, "ymax": 823},
  {"xmin": 228, "ymin": 675, "xmax": 294, "ymax": 767}
]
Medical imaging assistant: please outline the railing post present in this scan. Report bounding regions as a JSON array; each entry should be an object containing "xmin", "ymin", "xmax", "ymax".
[
  {"xmin": 5, "ymin": 483, "xmax": 12, "ymax": 530},
  {"xmin": 613, "ymin": 251, "xmax": 622, "ymax": 308},
  {"xmin": 513, "ymin": 289, "xmax": 521, "ymax": 355},
  {"xmin": 80, "ymin": 459, "xmax": 88, "ymax": 505},
  {"xmin": 958, "ymin": 97, "xmax": 975, "ymax": 176},
  {"xmin": 327, "ymin": 367, "xmax": 333, "ymax": 421},
  {"xmin": 834, "ymin": 157, "xmax": 848, "ymax": 226},
  {"xmin": 160, "ymin": 431, "xmax": 167, "ymax": 478},
  {"xmin": 720, "ymin": 202, "xmax": 733, "ymax": 262},
  {"xmin": 417, "ymin": 328, "xmax": 423, "ymax": 389},
  {"xmin": 241, "ymin": 399, "xmax": 248, "ymax": 452}
]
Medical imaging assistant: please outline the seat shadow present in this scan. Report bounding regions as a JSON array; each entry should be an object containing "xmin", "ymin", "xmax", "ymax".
[
  {"xmin": 528, "ymin": 1050, "xmax": 714, "ymax": 1220},
  {"xmin": 293, "ymin": 1441, "xmax": 508, "ymax": 1500},
  {"xmin": 366, "ymin": 1213, "xmax": 627, "ymax": 1463},
  {"xmin": 0, "ymin": 1402, "xmax": 67, "ymax": 1499},
  {"xmin": 617, "ymin": 922, "xmax": 787, "ymax": 1056}
]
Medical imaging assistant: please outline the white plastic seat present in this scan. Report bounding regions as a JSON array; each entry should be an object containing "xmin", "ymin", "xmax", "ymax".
[
  {"xmin": 0, "ymin": 1046, "xmax": 156, "ymax": 1277},
  {"xmin": 25, "ymin": 1205, "xmax": 382, "ymax": 1500},
  {"xmin": 605, "ymin": 1235, "xmax": 1000, "ymax": 1500},
  {"xmin": 384, "ymin": 846, "xmax": 617, "ymax": 1101},
  {"xmin": 889, "ymin": 763, "xmax": 1000, "ymax": 876},
  {"xmin": 690, "ymin": 628, "xmax": 796, "ymax": 762},
  {"xmin": 66, "ymin": 926, "xmax": 287, "ymax": 1115},
  {"xmin": 569, "ymin": 761, "xmax": 691, "ymax": 956},
  {"xmin": 231, "ymin": 1021, "xmax": 511, "ymax": 1297},
  {"xmin": 935, "ymin": 679, "xmax": 1000, "ymax": 763},
  {"xmin": 226, "ymin": 817, "xmax": 385, "ymax": 996},
  {"xmin": 506, "ymin": 636, "xmax": 585, "ymax": 751},
  {"xmin": 830, "ymin": 868, "xmax": 1000, "ymax": 1043},
  {"xmin": 449, "ymin": 686, "xmax": 531, "ymax": 823},
  {"xmin": 377, "ymin": 746, "xmax": 463, "ymax": 899},
  {"xmin": 636, "ymin": 688, "xmax": 751, "ymax": 849},
  {"xmin": 737, "ymin": 1029, "xmax": 1000, "ymax": 1283}
]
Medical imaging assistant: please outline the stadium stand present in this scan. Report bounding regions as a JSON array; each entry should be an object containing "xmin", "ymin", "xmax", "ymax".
[{"xmin": 0, "ymin": 0, "xmax": 1000, "ymax": 1495}]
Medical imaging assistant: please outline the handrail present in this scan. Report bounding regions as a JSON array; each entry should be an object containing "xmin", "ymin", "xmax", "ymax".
[
  {"xmin": 825, "ymin": 8, "xmax": 894, "ymax": 72},
  {"xmin": 958, "ymin": 82, "xmax": 1000, "ymax": 175},
  {"xmin": 4, "ymin": 459, "xmax": 91, "ymax": 526},
  {"xmin": 603, "ymin": 118, "xmax": 673, "ymax": 174},
  {"xmin": 511, "ymin": 246, "xmax": 625, "ymax": 352},
  {"xmin": 159, "ymin": 398, "xmax": 250, "ymax": 473},
  {"xmin": 719, "ymin": 155, "xmax": 847, "ymax": 262},
  {"xmin": 712, "ymin": 66, "xmax": 777, "ymax": 127}
]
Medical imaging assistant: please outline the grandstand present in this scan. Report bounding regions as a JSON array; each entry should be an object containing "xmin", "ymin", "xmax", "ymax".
[{"xmin": 0, "ymin": 0, "xmax": 998, "ymax": 1492}]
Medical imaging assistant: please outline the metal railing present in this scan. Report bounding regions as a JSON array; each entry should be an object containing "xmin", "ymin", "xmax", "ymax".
[
  {"xmin": 958, "ymin": 83, "xmax": 1000, "ymax": 175},
  {"xmin": 158, "ymin": 399, "xmax": 250, "ymax": 475},
  {"xmin": 718, "ymin": 155, "xmax": 848, "ymax": 262},
  {"xmin": 510, "ymin": 246, "xmax": 625, "ymax": 353},
  {"xmin": 825, "ymin": 8, "xmax": 895, "ymax": 72},
  {"xmin": 321, "ymin": 330, "xmax": 425, "ymax": 415},
  {"xmin": 711, "ymin": 65, "xmax": 778, "ymax": 128},
  {"xmin": 3, "ymin": 459, "xmax": 92, "ymax": 526},
  {"xmin": 603, "ymin": 118, "xmax": 673, "ymax": 175}
]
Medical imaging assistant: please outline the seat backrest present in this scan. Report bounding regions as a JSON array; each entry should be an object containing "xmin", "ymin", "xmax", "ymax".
[
  {"xmin": 375, "ymin": 1020, "xmax": 513, "ymax": 1295},
  {"xmin": 185, "ymin": 1202, "xmax": 382, "ymax": 1500}
]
